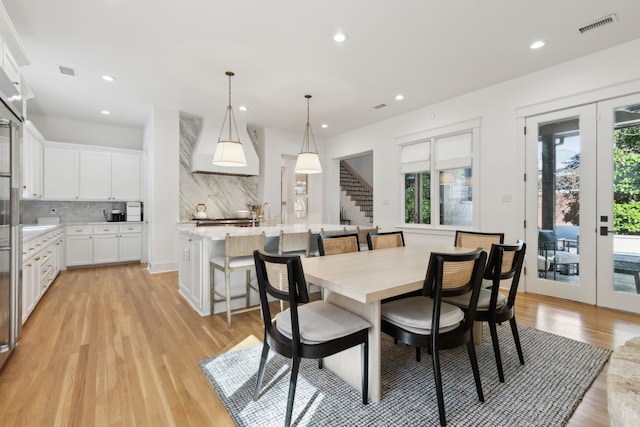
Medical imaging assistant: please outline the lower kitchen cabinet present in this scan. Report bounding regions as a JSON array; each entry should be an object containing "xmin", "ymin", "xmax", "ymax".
[
  {"xmin": 22, "ymin": 226, "xmax": 65, "ymax": 323},
  {"xmin": 118, "ymin": 223, "xmax": 142, "ymax": 261},
  {"xmin": 93, "ymin": 224, "xmax": 119, "ymax": 264},
  {"xmin": 66, "ymin": 225, "xmax": 94, "ymax": 266},
  {"xmin": 178, "ymin": 233, "xmax": 205, "ymax": 314},
  {"xmin": 66, "ymin": 223, "xmax": 142, "ymax": 267}
]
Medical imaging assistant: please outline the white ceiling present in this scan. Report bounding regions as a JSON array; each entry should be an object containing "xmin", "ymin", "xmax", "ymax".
[{"xmin": 4, "ymin": 0, "xmax": 640, "ymax": 137}]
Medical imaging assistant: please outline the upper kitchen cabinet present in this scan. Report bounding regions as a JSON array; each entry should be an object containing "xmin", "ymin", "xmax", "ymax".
[
  {"xmin": 79, "ymin": 151, "xmax": 142, "ymax": 201},
  {"xmin": 44, "ymin": 142, "xmax": 142, "ymax": 201},
  {"xmin": 0, "ymin": 3, "xmax": 30, "ymax": 95},
  {"xmin": 44, "ymin": 145, "xmax": 79, "ymax": 200},
  {"xmin": 2, "ymin": 45, "xmax": 21, "ymax": 93},
  {"xmin": 22, "ymin": 122, "xmax": 44, "ymax": 199}
]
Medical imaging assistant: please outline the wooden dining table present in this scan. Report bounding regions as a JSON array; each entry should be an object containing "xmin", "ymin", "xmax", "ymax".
[{"xmin": 301, "ymin": 243, "xmax": 477, "ymax": 403}]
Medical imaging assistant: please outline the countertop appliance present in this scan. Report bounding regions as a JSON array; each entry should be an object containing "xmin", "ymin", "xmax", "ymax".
[
  {"xmin": 0, "ymin": 66, "xmax": 22, "ymax": 371},
  {"xmin": 126, "ymin": 202, "xmax": 142, "ymax": 222}
]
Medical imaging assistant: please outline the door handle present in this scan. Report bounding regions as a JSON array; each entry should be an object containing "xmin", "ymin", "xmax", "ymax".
[{"xmin": 599, "ymin": 226, "xmax": 615, "ymax": 236}]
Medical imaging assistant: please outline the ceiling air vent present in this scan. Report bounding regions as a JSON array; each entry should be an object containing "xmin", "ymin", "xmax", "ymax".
[
  {"xmin": 578, "ymin": 14, "xmax": 618, "ymax": 34},
  {"xmin": 58, "ymin": 65, "xmax": 77, "ymax": 76},
  {"xmin": 373, "ymin": 103, "xmax": 387, "ymax": 110}
]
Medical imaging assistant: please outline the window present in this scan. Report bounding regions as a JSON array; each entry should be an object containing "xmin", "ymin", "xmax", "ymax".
[{"xmin": 400, "ymin": 124, "xmax": 478, "ymax": 228}]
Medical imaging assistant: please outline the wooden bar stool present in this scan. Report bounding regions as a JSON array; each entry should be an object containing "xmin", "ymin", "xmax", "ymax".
[{"xmin": 211, "ymin": 232, "xmax": 265, "ymax": 327}]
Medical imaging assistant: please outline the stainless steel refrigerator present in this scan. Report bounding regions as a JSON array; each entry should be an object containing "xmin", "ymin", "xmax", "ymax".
[{"xmin": 0, "ymin": 66, "xmax": 22, "ymax": 371}]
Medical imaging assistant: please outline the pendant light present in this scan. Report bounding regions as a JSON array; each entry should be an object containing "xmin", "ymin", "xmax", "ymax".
[
  {"xmin": 212, "ymin": 71, "xmax": 247, "ymax": 167},
  {"xmin": 294, "ymin": 94, "xmax": 322, "ymax": 174}
]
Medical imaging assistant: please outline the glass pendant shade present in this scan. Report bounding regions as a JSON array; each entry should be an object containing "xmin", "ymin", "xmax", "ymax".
[
  {"xmin": 212, "ymin": 71, "xmax": 247, "ymax": 167},
  {"xmin": 294, "ymin": 94, "xmax": 322, "ymax": 174}
]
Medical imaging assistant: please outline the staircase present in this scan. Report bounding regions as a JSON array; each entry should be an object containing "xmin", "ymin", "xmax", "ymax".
[{"xmin": 340, "ymin": 161, "xmax": 373, "ymax": 223}]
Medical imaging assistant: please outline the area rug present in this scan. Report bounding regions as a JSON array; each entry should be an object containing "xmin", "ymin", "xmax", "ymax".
[{"xmin": 200, "ymin": 325, "xmax": 611, "ymax": 426}]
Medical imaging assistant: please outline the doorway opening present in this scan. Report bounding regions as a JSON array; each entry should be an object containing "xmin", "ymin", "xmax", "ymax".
[{"xmin": 339, "ymin": 153, "xmax": 373, "ymax": 226}]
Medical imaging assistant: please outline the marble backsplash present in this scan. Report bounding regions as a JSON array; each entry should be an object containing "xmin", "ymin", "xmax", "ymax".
[
  {"xmin": 21, "ymin": 200, "xmax": 127, "ymax": 224},
  {"xmin": 179, "ymin": 116, "xmax": 258, "ymax": 221}
]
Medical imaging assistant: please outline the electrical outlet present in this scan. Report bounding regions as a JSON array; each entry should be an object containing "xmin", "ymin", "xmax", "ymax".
[{"xmin": 50, "ymin": 208, "xmax": 57, "ymax": 214}]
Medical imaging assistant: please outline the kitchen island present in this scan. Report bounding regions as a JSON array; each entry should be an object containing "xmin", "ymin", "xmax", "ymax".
[{"xmin": 176, "ymin": 223, "xmax": 356, "ymax": 316}]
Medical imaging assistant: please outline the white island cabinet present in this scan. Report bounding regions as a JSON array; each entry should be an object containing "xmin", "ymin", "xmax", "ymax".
[
  {"xmin": 178, "ymin": 233, "xmax": 206, "ymax": 315},
  {"xmin": 176, "ymin": 224, "xmax": 356, "ymax": 316}
]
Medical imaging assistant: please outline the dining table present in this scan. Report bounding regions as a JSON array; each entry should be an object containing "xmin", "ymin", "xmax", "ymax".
[{"xmin": 301, "ymin": 243, "xmax": 480, "ymax": 403}]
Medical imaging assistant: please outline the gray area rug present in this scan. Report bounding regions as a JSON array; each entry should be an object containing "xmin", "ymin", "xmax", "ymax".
[{"xmin": 200, "ymin": 324, "xmax": 611, "ymax": 426}]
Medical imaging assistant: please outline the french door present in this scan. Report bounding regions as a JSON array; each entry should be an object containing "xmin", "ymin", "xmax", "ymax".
[
  {"xmin": 525, "ymin": 105, "xmax": 597, "ymax": 305},
  {"xmin": 525, "ymin": 96, "xmax": 640, "ymax": 314},
  {"xmin": 596, "ymin": 94, "xmax": 640, "ymax": 313}
]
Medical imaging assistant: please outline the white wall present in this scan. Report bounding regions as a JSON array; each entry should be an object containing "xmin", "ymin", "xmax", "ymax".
[
  {"xmin": 325, "ymin": 38, "xmax": 640, "ymax": 246},
  {"xmin": 144, "ymin": 107, "xmax": 180, "ymax": 273},
  {"xmin": 345, "ymin": 154, "xmax": 373, "ymax": 185},
  {"xmin": 262, "ymin": 128, "xmax": 324, "ymax": 224},
  {"xmin": 29, "ymin": 114, "xmax": 143, "ymax": 149}
]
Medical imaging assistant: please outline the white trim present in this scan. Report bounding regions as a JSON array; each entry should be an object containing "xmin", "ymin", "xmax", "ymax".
[{"xmin": 515, "ymin": 78, "xmax": 640, "ymax": 119}]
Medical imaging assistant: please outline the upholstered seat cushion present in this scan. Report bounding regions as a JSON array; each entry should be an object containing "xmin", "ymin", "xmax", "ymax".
[
  {"xmin": 549, "ymin": 251, "xmax": 579, "ymax": 265},
  {"xmin": 211, "ymin": 255, "xmax": 255, "ymax": 269},
  {"xmin": 381, "ymin": 296, "xmax": 464, "ymax": 334},
  {"xmin": 275, "ymin": 301, "xmax": 371, "ymax": 344},
  {"xmin": 442, "ymin": 287, "xmax": 505, "ymax": 310},
  {"xmin": 538, "ymin": 255, "xmax": 550, "ymax": 271}
]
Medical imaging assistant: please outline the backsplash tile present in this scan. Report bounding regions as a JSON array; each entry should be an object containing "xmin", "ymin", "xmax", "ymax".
[{"xmin": 21, "ymin": 200, "xmax": 126, "ymax": 224}]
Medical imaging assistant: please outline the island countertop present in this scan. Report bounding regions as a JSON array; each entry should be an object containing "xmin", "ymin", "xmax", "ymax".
[{"xmin": 176, "ymin": 223, "xmax": 357, "ymax": 240}]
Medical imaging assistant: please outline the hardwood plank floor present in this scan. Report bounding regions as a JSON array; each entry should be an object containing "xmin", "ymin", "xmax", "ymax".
[{"xmin": 1, "ymin": 264, "xmax": 639, "ymax": 426}]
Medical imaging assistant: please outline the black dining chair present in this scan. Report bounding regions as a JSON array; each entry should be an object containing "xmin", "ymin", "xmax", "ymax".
[
  {"xmin": 317, "ymin": 233, "xmax": 360, "ymax": 256},
  {"xmin": 366, "ymin": 230, "xmax": 405, "ymax": 250},
  {"xmin": 381, "ymin": 248, "xmax": 487, "ymax": 427},
  {"xmin": 454, "ymin": 230, "xmax": 504, "ymax": 252},
  {"xmin": 444, "ymin": 241, "xmax": 526, "ymax": 383},
  {"xmin": 252, "ymin": 250, "xmax": 371, "ymax": 427}
]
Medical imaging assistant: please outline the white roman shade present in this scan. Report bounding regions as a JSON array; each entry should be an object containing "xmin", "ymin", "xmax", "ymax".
[
  {"xmin": 435, "ymin": 132, "xmax": 472, "ymax": 170},
  {"xmin": 400, "ymin": 141, "xmax": 430, "ymax": 173}
]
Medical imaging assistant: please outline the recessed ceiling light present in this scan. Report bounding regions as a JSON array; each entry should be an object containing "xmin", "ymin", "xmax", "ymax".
[
  {"xmin": 530, "ymin": 40, "xmax": 546, "ymax": 50},
  {"xmin": 101, "ymin": 110, "xmax": 111, "ymax": 115},
  {"xmin": 395, "ymin": 94, "xmax": 404, "ymax": 101},
  {"xmin": 333, "ymin": 32, "xmax": 348, "ymax": 43},
  {"xmin": 239, "ymin": 105, "xmax": 248, "ymax": 111},
  {"xmin": 321, "ymin": 123, "xmax": 328, "ymax": 128},
  {"xmin": 101, "ymin": 75, "xmax": 116, "ymax": 82}
]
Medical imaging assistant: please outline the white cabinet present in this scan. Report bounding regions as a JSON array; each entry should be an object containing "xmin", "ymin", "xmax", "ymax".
[
  {"xmin": 44, "ymin": 147, "xmax": 79, "ymax": 200},
  {"xmin": 22, "ymin": 227, "xmax": 65, "ymax": 323},
  {"xmin": 79, "ymin": 151, "xmax": 112, "ymax": 200},
  {"xmin": 92, "ymin": 223, "xmax": 141, "ymax": 264},
  {"xmin": 118, "ymin": 223, "xmax": 142, "ymax": 262},
  {"xmin": 65, "ymin": 225, "xmax": 93, "ymax": 266},
  {"xmin": 45, "ymin": 144, "xmax": 142, "ymax": 201},
  {"xmin": 178, "ymin": 234, "xmax": 204, "ymax": 314},
  {"xmin": 112, "ymin": 153, "xmax": 142, "ymax": 201},
  {"xmin": 93, "ymin": 224, "xmax": 119, "ymax": 264},
  {"xmin": 67, "ymin": 223, "xmax": 142, "ymax": 266},
  {"xmin": 2, "ymin": 46, "xmax": 21, "ymax": 93},
  {"xmin": 22, "ymin": 122, "xmax": 44, "ymax": 199}
]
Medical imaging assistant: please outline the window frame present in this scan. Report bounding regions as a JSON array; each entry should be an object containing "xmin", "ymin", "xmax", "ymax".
[{"xmin": 397, "ymin": 119, "xmax": 480, "ymax": 230}]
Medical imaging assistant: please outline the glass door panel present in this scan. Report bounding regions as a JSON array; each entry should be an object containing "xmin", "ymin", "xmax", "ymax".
[
  {"xmin": 525, "ymin": 105, "xmax": 597, "ymax": 304},
  {"xmin": 596, "ymin": 94, "xmax": 640, "ymax": 313}
]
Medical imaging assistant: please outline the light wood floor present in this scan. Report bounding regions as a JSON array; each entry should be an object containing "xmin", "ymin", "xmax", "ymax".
[{"xmin": 1, "ymin": 264, "xmax": 639, "ymax": 426}]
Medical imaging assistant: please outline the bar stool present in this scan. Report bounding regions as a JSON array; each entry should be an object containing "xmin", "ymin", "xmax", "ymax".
[
  {"xmin": 211, "ymin": 232, "xmax": 265, "ymax": 327},
  {"xmin": 278, "ymin": 229, "xmax": 312, "ymax": 311}
]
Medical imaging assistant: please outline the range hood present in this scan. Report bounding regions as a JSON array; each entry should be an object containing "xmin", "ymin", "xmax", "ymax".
[{"xmin": 190, "ymin": 118, "xmax": 259, "ymax": 176}]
